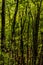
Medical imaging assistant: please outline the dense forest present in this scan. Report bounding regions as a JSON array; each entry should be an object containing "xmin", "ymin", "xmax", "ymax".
[{"xmin": 0, "ymin": 0, "xmax": 43, "ymax": 65}]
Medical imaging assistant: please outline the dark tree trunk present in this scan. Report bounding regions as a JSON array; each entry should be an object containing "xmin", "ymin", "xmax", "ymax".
[
  {"xmin": 33, "ymin": 1, "xmax": 42, "ymax": 65},
  {"xmin": 1, "ymin": 0, "xmax": 5, "ymax": 65},
  {"xmin": 33, "ymin": 7, "xmax": 40, "ymax": 65},
  {"xmin": 27, "ymin": 13, "xmax": 30, "ymax": 65},
  {"xmin": 11, "ymin": 0, "xmax": 18, "ymax": 44},
  {"xmin": 41, "ymin": 32, "xmax": 43, "ymax": 65},
  {"xmin": 1, "ymin": 0, "xmax": 5, "ymax": 51},
  {"xmin": 37, "ymin": 32, "xmax": 43, "ymax": 65},
  {"xmin": 20, "ymin": 11, "xmax": 26, "ymax": 65},
  {"xmin": 20, "ymin": 17, "xmax": 24, "ymax": 65},
  {"xmin": 11, "ymin": 0, "xmax": 19, "ymax": 65}
]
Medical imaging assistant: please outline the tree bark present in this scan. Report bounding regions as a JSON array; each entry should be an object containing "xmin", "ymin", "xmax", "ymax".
[
  {"xmin": 1, "ymin": 0, "xmax": 5, "ymax": 51},
  {"xmin": 27, "ymin": 12, "xmax": 30, "ymax": 65},
  {"xmin": 33, "ymin": 1, "xmax": 42, "ymax": 65},
  {"xmin": 11, "ymin": 0, "xmax": 19, "ymax": 65},
  {"xmin": 1, "ymin": 0, "xmax": 5, "ymax": 65}
]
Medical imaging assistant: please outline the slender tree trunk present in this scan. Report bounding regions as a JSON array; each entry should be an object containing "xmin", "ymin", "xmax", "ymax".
[
  {"xmin": 11, "ymin": 0, "xmax": 19, "ymax": 65},
  {"xmin": 37, "ymin": 32, "xmax": 43, "ymax": 65},
  {"xmin": 41, "ymin": 32, "xmax": 43, "ymax": 65},
  {"xmin": 20, "ymin": 17, "xmax": 24, "ymax": 65},
  {"xmin": 33, "ymin": 1, "xmax": 42, "ymax": 65},
  {"xmin": 11, "ymin": 0, "xmax": 18, "ymax": 45},
  {"xmin": 27, "ymin": 12, "xmax": 30, "ymax": 65},
  {"xmin": 1, "ymin": 0, "xmax": 5, "ymax": 65},
  {"xmin": 20, "ymin": 11, "xmax": 26, "ymax": 65},
  {"xmin": 20, "ymin": 7, "xmax": 28, "ymax": 64},
  {"xmin": 1, "ymin": 0, "xmax": 5, "ymax": 51}
]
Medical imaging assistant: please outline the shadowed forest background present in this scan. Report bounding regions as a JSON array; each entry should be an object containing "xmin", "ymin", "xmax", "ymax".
[{"xmin": 0, "ymin": 0, "xmax": 43, "ymax": 65}]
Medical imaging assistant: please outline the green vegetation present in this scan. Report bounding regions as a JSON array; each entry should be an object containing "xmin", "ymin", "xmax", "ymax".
[{"xmin": 0, "ymin": 0, "xmax": 43, "ymax": 65}]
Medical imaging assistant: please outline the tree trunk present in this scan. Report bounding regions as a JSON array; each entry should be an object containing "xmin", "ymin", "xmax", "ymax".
[
  {"xmin": 11, "ymin": 0, "xmax": 19, "ymax": 65},
  {"xmin": 33, "ymin": 1, "xmax": 42, "ymax": 65},
  {"xmin": 27, "ymin": 12, "xmax": 30, "ymax": 65},
  {"xmin": 1, "ymin": 0, "xmax": 5, "ymax": 51},
  {"xmin": 37, "ymin": 32, "xmax": 43, "ymax": 65},
  {"xmin": 1, "ymin": 0, "xmax": 5, "ymax": 65}
]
